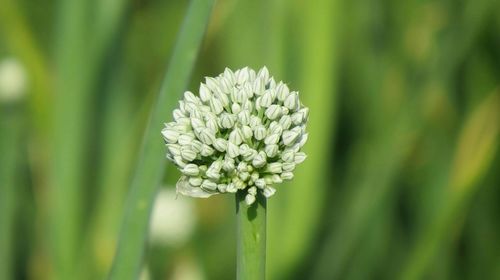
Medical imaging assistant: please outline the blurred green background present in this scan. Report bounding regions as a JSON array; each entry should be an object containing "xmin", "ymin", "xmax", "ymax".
[{"xmin": 1, "ymin": 0, "xmax": 499, "ymax": 279}]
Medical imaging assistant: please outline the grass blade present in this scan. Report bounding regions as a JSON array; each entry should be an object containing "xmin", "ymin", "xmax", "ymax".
[
  {"xmin": 108, "ymin": 0, "xmax": 216, "ymax": 278},
  {"xmin": 0, "ymin": 105, "xmax": 23, "ymax": 280}
]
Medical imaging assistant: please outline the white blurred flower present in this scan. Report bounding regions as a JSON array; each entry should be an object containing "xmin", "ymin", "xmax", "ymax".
[
  {"xmin": 0, "ymin": 57, "xmax": 27, "ymax": 103},
  {"xmin": 162, "ymin": 67, "xmax": 309, "ymax": 205},
  {"xmin": 149, "ymin": 188, "xmax": 196, "ymax": 246}
]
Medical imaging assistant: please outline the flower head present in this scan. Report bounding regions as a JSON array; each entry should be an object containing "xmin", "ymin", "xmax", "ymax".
[{"xmin": 162, "ymin": 67, "xmax": 308, "ymax": 204}]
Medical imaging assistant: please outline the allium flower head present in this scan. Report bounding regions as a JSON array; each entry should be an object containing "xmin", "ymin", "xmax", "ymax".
[{"xmin": 162, "ymin": 67, "xmax": 308, "ymax": 205}]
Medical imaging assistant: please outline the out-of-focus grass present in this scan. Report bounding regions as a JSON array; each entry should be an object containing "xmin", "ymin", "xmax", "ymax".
[
  {"xmin": 0, "ymin": 104, "xmax": 23, "ymax": 280},
  {"xmin": 402, "ymin": 91, "xmax": 500, "ymax": 280},
  {"xmin": 109, "ymin": 0, "xmax": 215, "ymax": 278}
]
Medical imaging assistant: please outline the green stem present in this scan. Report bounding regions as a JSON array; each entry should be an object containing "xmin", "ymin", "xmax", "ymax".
[
  {"xmin": 108, "ymin": 0, "xmax": 215, "ymax": 279},
  {"xmin": 236, "ymin": 191, "xmax": 267, "ymax": 280}
]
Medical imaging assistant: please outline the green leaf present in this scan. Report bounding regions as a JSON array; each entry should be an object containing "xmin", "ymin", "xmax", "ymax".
[{"xmin": 108, "ymin": 0, "xmax": 216, "ymax": 279}]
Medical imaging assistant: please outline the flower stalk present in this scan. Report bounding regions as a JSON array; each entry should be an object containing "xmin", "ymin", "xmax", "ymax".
[{"xmin": 236, "ymin": 190, "xmax": 266, "ymax": 280}]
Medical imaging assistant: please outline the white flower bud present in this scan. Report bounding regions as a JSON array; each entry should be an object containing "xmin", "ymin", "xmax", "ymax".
[
  {"xmin": 253, "ymin": 125, "xmax": 267, "ymax": 140},
  {"xmin": 189, "ymin": 108, "xmax": 203, "ymax": 119},
  {"xmin": 217, "ymin": 184, "xmax": 227, "ymax": 192},
  {"xmin": 229, "ymin": 128, "xmax": 243, "ymax": 145},
  {"xmin": 291, "ymin": 111, "xmax": 304, "ymax": 125},
  {"xmin": 254, "ymin": 98, "xmax": 262, "ymax": 112},
  {"xmin": 237, "ymin": 67, "xmax": 250, "ymax": 84},
  {"xmin": 219, "ymin": 76, "xmax": 232, "ymax": 93},
  {"xmin": 266, "ymin": 162, "xmax": 282, "ymax": 173},
  {"xmin": 239, "ymin": 172, "xmax": 250, "ymax": 181},
  {"xmin": 167, "ymin": 144, "xmax": 181, "ymax": 157},
  {"xmin": 173, "ymin": 109, "xmax": 185, "ymax": 122},
  {"xmin": 236, "ymin": 88, "xmax": 248, "ymax": 103},
  {"xmin": 206, "ymin": 160, "xmax": 222, "ymax": 180},
  {"xmin": 249, "ymin": 115, "xmax": 262, "ymax": 128},
  {"xmin": 227, "ymin": 142, "xmax": 240, "ymax": 158},
  {"xmin": 200, "ymin": 144, "xmax": 215, "ymax": 157},
  {"xmin": 205, "ymin": 77, "xmax": 220, "ymax": 92},
  {"xmin": 226, "ymin": 183, "xmax": 237, "ymax": 193},
  {"xmin": 264, "ymin": 175, "xmax": 274, "ymax": 185},
  {"xmin": 215, "ymin": 90, "xmax": 230, "ymax": 107},
  {"xmin": 272, "ymin": 174, "xmax": 283, "ymax": 183},
  {"xmin": 180, "ymin": 146, "xmax": 197, "ymax": 161},
  {"xmin": 257, "ymin": 66, "xmax": 269, "ymax": 82},
  {"xmin": 282, "ymin": 129, "xmax": 300, "ymax": 146},
  {"xmin": 263, "ymin": 186, "xmax": 276, "ymax": 198},
  {"xmin": 300, "ymin": 107, "xmax": 309, "ymax": 120},
  {"xmin": 294, "ymin": 152, "xmax": 307, "ymax": 164},
  {"xmin": 281, "ymin": 107, "xmax": 289, "ymax": 116},
  {"xmin": 251, "ymin": 172, "xmax": 259, "ymax": 182},
  {"xmin": 206, "ymin": 118, "xmax": 218, "ymax": 133},
  {"xmin": 213, "ymin": 138, "xmax": 228, "ymax": 152},
  {"xmin": 223, "ymin": 157, "xmax": 235, "ymax": 172},
  {"xmin": 239, "ymin": 144, "xmax": 250, "ymax": 155},
  {"xmin": 178, "ymin": 134, "xmax": 194, "ymax": 146},
  {"xmin": 224, "ymin": 68, "xmax": 236, "ymax": 84},
  {"xmin": 162, "ymin": 127, "xmax": 180, "ymax": 143},
  {"xmin": 241, "ymin": 99, "xmax": 253, "ymax": 112},
  {"xmin": 201, "ymin": 180, "xmax": 217, "ymax": 191},
  {"xmin": 184, "ymin": 91, "xmax": 200, "ymax": 104},
  {"xmin": 199, "ymin": 165, "xmax": 208, "ymax": 172},
  {"xmin": 190, "ymin": 140, "xmax": 202, "ymax": 153},
  {"xmin": 279, "ymin": 115, "xmax": 292, "ymax": 130},
  {"xmin": 245, "ymin": 193, "xmax": 256, "ymax": 205},
  {"xmin": 241, "ymin": 125, "xmax": 253, "ymax": 140},
  {"xmin": 255, "ymin": 178, "xmax": 266, "ymax": 189},
  {"xmin": 298, "ymin": 133, "xmax": 308, "ymax": 148},
  {"xmin": 199, "ymin": 83, "xmax": 212, "ymax": 102},
  {"xmin": 253, "ymin": 77, "xmax": 264, "ymax": 95},
  {"xmin": 182, "ymin": 164, "xmax": 199, "ymax": 176},
  {"xmin": 198, "ymin": 128, "xmax": 215, "ymax": 145},
  {"xmin": 233, "ymin": 177, "xmax": 246, "ymax": 189},
  {"xmin": 189, "ymin": 176, "xmax": 203, "ymax": 186},
  {"xmin": 269, "ymin": 122, "xmax": 283, "ymax": 136},
  {"xmin": 190, "ymin": 118, "xmax": 205, "ymax": 130},
  {"xmin": 284, "ymin": 92, "xmax": 298, "ymax": 110},
  {"xmin": 174, "ymin": 156, "xmax": 187, "ymax": 168},
  {"xmin": 264, "ymin": 133, "xmax": 280, "ymax": 145},
  {"xmin": 209, "ymin": 97, "xmax": 224, "ymax": 115},
  {"xmin": 178, "ymin": 100, "xmax": 187, "ymax": 113},
  {"xmin": 252, "ymin": 151, "xmax": 267, "ymax": 168},
  {"xmin": 184, "ymin": 102, "xmax": 199, "ymax": 114},
  {"xmin": 219, "ymin": 113, "xmax": 235, "ymax": 128},
  {"xmin": 238, "ymin": 110, "xmax": 250, "ymax": 125},
  {"xmin": 281, "ymin": 172, "xmax": 294, "ymax": 180},
  {"xmin": 176, "ymin": 117, "xmax": 191, "ymax": 126},
  {"xmin": 268, "ymin": 77, "xmax": 276, "ymax": 89},
  {"xmin": 237, "ymin": 161, "xmax": 248, "ymax": 172},
  {"xmin": 248, "ymin": 186, "xmax": 257, "ymax": 196},
  {"xmin": 282, "ymin": 162, "xmax": 296, "ymax": 172},
  {"xmin": 260, "ymin": 90, "xmax": 273, "ymax": 108},
  {"xmin": 231, "ymin": 103, "xmax": 241, "ymax": 114},
  {"xmin": 265, "ymin": 104, "xmax": 282, "ymax": 120},
  {"xmin": 242, "ymin": 149, "xmax": 257, "ymax": 162},
  {"xmin": 276, "ymin": 83, "xmax": 290, "ymax": 101},
  {"xmin": 265, "ymin": 144, "xmax": 279, "ymax": 158},
  {"xmin": 281, "ymin": 149, "xmax": 295, "ymax": 162}
]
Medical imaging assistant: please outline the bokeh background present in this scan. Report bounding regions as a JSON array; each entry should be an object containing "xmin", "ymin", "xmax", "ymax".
[{"xmin": 1, "ymin": 0, "xmax": 500, "ymax": 279}]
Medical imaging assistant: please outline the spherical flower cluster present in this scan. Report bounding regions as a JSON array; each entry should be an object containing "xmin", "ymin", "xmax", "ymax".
[{"xmin": 161, "ymin": 66, "xmax": 308, "ymax": 205}]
